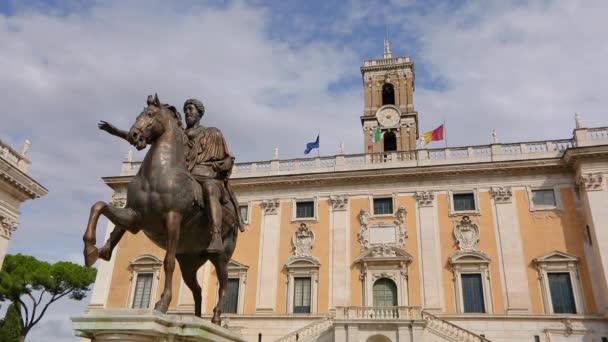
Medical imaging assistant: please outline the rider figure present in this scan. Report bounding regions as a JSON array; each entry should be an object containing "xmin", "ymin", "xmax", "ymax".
[{"xmin": 183, "ymin": 98, "xmax": 244, "ymax": 253}]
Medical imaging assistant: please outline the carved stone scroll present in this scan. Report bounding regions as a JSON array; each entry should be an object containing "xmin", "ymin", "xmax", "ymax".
[
  {"xmin": 414, "ymin": 191, "xmax": 434, "ymax": 207},
  {"xmin": 576, "ymin": 173, "xmax": 604, "ymax": 191},
  {"xmin": 329, "ymin": 195, "xmax": 348, "ymax": 211},
  {"xmin": 491, "ymin": 187, "xmax": 512, "ymax": 203},
  {"xmin": 0, "ymin": 216, "xmax": 18, "ymax": 239},
  {"xmin": 261, "ymin": 199, "xmax": 280, "ymax": 215}
]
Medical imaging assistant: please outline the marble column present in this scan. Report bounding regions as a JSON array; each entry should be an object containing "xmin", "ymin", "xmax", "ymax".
[{"xmin": 329, "ymin": 195, "xmax": 350, "ymax": 309}]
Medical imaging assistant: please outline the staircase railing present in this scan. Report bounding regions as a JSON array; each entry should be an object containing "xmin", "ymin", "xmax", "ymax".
[
  {"xmin": 274, "ymin": 316, "xmax": 333, "ymax": 342},
  {"xmin": 422, "ymin": 311, "xmax": 491, "ymax": 342}
]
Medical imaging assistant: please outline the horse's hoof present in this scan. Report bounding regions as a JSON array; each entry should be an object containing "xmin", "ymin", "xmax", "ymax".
[
  {"xmin": 211, "ymin": 315, "xmax": 221, "ymax": 326},
  {"xmin": 98, "ymin": 245, "xmax": 112, "ymax": 261},
  {"xmin": 84, "ymin": 246, "xmax": 99, "ymax": 267},
  {"xmin": 154, "ymin": 301, "xmax": 169, "ymax": 314}
]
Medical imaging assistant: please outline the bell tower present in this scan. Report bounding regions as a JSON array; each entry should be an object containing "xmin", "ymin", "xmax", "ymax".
[{"xmin": 361, "ymin": 38, "xmax": 418, "ymax": 154}]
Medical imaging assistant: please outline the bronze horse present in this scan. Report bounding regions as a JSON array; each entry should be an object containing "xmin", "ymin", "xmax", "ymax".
[{"xmin": 82, "ymin": 94, "xmax": 238, "ymax": 324}]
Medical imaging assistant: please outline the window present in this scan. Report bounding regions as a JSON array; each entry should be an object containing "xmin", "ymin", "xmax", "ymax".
[
  {"xmin": 293, "ymin": 277, "xmax": 311, "ymax": 313},
  {"xmin": 239, "ymin": 204, "xmax": 249, "ymax": 224},
  {"xmin": 548, "ymin": 273, "xmax": 576, "ymax": 314},
  {"xmin": 532, "ymin": 189, "xmax": 556, "ymax": 207},
  {"xmin": 450, "ymin": 250, "xmax": 493, "ymax": 313},
  {"xmin": 296, "ymin": 201, "xmax": 314, "ymax": 219},
  {"xmin": 373, "ymin": 197, "xmax": 393, "ymax": 215},
  {"xmin": 128, "ymin": 254, "xmax": 162, "ymax": 311},
  {"xmin": 382, "ymin": 83, "xmax": 395, "ymax": 105},
  {"xmin": 373, "ymin": 278, "xmax": 397, "ymax": 307},
  {"xmin": 132, "ymin": 273, "xmax": 153, "ymax": 309},
  {"xmin": 222, "ymin": 278, "xmax": 240, "ymax": 314},
  {"xmin": 453, "ymin": 193, "xmax": 476, "ymax": 212},
  {"xmin": 285, "ymin": 257, "xmax": 319, "ymax": 313},
  {"xmin": 534, "ymin": 251, "xmax": 585, "ymax": 314},
  {"xmin": 462, "ymin": 274, "xmax": 485, "ymax": 313},
  {"xmin": 534, "ymin": 336, "xmax": 540, "ymax": 342}
]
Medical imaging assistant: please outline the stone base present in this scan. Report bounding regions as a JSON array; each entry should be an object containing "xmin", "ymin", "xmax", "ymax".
[{"xmin": 72, "ymin": 309, "xmax": 246, "ymax": 342}]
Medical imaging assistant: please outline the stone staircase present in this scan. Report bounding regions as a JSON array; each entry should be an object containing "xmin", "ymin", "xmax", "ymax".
[
  {"xmin": 422, "ymin": 311, "xmax": 491, "ymax": 342},
  {"xmin": 274, "ymin": 316, "xmax": 334, "ymax": 342},
  {"xmin": 273, "ymin": 307, "xmax": 490, "ymax": 342}
]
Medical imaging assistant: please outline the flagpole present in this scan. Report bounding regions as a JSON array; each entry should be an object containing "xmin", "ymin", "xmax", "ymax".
[
  {"xmin": 443, "ymin": 117, "xmax": 447, "ymax": 148},
  {"xmin": 317, "ymin": 129, "xmax": 320, "ymax": 157}
]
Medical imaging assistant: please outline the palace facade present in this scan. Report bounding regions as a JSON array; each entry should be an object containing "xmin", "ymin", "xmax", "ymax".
[
  {"xmin": 86, "ymin": 43, "xmax": 608, "ymax": 342},
  {"xmin": 0, "ymin": 139, "xmax": 47, "ymax": 268}
]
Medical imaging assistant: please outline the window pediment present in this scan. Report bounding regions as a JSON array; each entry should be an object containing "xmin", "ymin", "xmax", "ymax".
[
  {"xmin": 449, "ymin": 250, "xmax": 491, "ymax": 265},
  {"xmin": 227, "ymin": 259, "xmax": 249, "ymax": 272},
  {"xmin": 534, "ymin": 250, "xmax": 579, "ymax": 266},
  {"xmin": 285, "ymin": 256, "xmax": 321, "ymax": 270},
  {"xmin": 129, "ymin": 254, "xmax": 162, "ymax": 268}
]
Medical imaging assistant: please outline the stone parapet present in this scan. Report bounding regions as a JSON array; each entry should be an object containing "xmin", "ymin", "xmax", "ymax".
[{"xmin": 72, "ymin": 309, "xmax": 246, "ymax": 342}]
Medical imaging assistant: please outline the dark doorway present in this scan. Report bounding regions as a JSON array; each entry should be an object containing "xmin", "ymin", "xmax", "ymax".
[{"xmin": 383, "ymin": 131, "xmax": 397, "ymax": 152}]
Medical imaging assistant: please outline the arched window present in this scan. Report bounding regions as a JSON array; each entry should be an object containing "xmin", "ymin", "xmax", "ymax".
[
  {"xmin": 382, "ymin": 83, "xmax": 395, "ymax": 105},
  {"xmin": 366, "ymin": 335, "xmax": 392, "ymax": 342},
  {"xmin": 373, "ymin": 278, "xmax": 397, "ymax": 307},
  {"xmin": 383, "ymin": 131, "xmax": 397, "ymax": 152}
]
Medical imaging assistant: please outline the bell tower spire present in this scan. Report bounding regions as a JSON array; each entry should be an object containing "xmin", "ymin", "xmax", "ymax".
[{"xmin": 383, "ymin": 25, "xmax": 392, "ymax": 59}]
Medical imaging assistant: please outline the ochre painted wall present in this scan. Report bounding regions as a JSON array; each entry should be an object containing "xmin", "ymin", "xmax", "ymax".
[
  {"xmin": 437, "ymin": 192, "xmax": 505, "ymax": 314},
  {"xmin": 517, "ymin": 188, "xmax": 597, "ymax": 314}
]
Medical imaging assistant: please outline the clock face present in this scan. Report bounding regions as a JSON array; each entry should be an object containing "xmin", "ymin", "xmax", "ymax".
[{"xmin": 376, "ymin": 107, "xmax": 400, "ymax": 127}]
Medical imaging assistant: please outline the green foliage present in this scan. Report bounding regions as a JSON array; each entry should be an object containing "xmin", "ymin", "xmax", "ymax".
[
  {"xmin": 0, "ymin": 254, "xmax": 96, "ymax": 339},
  {"xmin": 0, "ymin": 303, "xmax": 21, "ymax": 342}
]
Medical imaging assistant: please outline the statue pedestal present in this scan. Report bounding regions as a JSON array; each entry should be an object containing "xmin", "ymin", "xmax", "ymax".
[{"xmin": 72, "ymin": 309, "xmax": 246, "ymax": 342}]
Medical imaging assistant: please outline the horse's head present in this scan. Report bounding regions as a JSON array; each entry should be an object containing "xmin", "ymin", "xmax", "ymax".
[{"xmin": 128, "ymin": 94, "xmax": 182, "ymax": 150}]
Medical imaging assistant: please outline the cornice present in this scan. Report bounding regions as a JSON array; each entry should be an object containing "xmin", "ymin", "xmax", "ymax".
[
  {"xmin": 562, "ymin": 144, "xmax": 608, "ymax": 165},
  {"xmin": 0, "ymin": 158, "xmax": 48, "ymax": 200}
]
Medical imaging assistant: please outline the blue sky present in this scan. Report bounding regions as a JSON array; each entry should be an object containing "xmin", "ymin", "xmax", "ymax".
[{"xmin": 1, "ymin": 0, "xmax": 608, "ymax": 340}]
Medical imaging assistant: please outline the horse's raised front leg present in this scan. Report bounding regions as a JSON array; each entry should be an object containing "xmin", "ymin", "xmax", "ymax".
[
  {"xmin": 210, "ymin": 255, "xmax": 229, "ymax": 325},
  {"xmin": 176, "ymin": 254, "xmax": 207, "ymax": 317},
  {"xmin": 83, "ymin": 201, "xmax": 139, "ymax": 267},
  {"xmin": 154, "ymin": 211, "xmax": 182, "ymax": 314}
]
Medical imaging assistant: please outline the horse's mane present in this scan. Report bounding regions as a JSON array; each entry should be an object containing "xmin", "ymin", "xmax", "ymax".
[{"xmin": 163, "ymin": 104, "xmax": 183, "ymax": 128}]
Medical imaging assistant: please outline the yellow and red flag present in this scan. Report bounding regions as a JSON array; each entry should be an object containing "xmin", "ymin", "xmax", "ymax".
[{"xmin": 422, "ymin": 124, "xmax": 444, "ymax": 146}]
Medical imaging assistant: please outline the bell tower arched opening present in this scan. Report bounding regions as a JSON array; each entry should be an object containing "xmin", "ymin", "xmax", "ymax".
[
  {"xmin": 382, "ymin": 83, "xmax": 395, "ymax": 106},
  {"xmin": 383, "ymin": 131, "xmax": 397, "ymax": 152}
]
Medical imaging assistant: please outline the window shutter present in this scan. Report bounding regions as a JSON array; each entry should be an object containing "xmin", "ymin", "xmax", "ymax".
[
  {"xmin": 548, "ymin": 273, "xmax": 576, "ymax": 314},
  {"xmin": 132, "ymin": 273, "xmax": 153, "ymax": 309},
  {"xmin": 222, "ymin": 278, "xmax": 240, "ymax": 314},
  {"xmin": 462, "ymin": 274, "xmax": 485, "ymax": 313}
]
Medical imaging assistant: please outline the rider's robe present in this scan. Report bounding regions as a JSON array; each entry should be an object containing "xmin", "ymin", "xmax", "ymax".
[{"xmin": 185, "ymin": 125, "xmax": 244, "ymax": 232}]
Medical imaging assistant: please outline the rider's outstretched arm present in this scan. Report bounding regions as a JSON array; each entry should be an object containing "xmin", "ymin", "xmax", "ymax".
[{"xmin": 98, "ymin": 121, "xmax": 129, "ymax": 141}]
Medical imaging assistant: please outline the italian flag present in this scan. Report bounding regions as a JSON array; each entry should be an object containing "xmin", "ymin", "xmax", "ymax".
[
  {"xmin": 422, "ymin": 124, "xmax": 444, "ymax": 146},
  {"xmin": 368, "ymin": 127, "xmax": 382, "ymax": 150}
]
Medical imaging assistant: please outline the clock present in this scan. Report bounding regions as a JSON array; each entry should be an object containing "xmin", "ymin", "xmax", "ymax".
[{"xmin": 376, "ymin": 106, "xmax": 400, "ymax": 127}]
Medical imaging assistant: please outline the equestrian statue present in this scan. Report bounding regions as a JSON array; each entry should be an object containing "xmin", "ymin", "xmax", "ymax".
[{"xmin": 82, "ymin": 94, "xmax": 244, "ymax": 325}]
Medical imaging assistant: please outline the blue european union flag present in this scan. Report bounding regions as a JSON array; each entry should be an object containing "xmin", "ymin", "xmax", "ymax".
[{"xmin": 304, "ymin": 135, "xmax": 319, "ymax": 154}]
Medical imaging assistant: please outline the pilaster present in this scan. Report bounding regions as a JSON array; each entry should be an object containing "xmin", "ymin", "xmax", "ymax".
[
  {"xmin": 414, "ymin": 191, "xmax": 444, "ymax": 312},
  {"xmin": 255, "ymin": 199, "xmax": 282, "ymax": 312},
  {"xmin": 576, "ymin": 169, "xmax": 608, "ymax": 314},
  {"xmin": 329, "ymin": 195, "xmax": 351, "ymax": 309},
  {"xmin": 490, "ymin": 187, "xmax": 531, "ymax": 313}
]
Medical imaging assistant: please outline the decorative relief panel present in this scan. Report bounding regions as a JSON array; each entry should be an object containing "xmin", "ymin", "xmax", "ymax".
[
  {"xmin": 453, "ymin": 216, "xmax": 479, "ymax": 252},
  {"xmin": 357, "ymin": 207, "xmax": 407, "ymax": 251},
  {"xmin": 0, "ymin": 216, "xmax": 18, "ymax": 239},
  {"xmin": 491, "ymin": 187, "xmax": 513, "ymax": 203},
  {"xmin": 414, "ymin": 191, "xmax": 434, "ymax": 207},
  {"xmin": 329, "ymin": 195, "xmax": 348, "ymax": 211},
  {"xmin": 292, "ymin": 223, "xmax": 315, "ymax": 259},
  {"xmin": 261, "ymin": 199, "xmax": 280, "ymax": 215},
  {"xmin": 111, "ymin": 193, "xmax": 127, "ymax": 208},
  {"xmin": 576, "ymin": 173, "xmax": 605, "ymax": 191}
]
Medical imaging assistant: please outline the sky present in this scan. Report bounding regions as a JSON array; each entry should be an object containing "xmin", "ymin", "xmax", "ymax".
[{"xmin": 1, "ymin": 0, "xmax": 608, "ymax": 340}]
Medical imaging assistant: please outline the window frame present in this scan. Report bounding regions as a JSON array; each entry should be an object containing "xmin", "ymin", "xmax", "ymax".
[
  {"xmin": 216, "ymin": 259, "xmax": 249, "ymax": 315},
  {"xmin": 131, "ymin": 272, "xmax": 154, "ymax": 309},
  {"xmin": 449, "ymin": 251, "xmax": 493, "ymax": 314},
  {"xmin": 238, "ymin": 202, "xmax": 250, "ymax": 224},
  {"xmin": 534, "ymin": 251, "xmax": 585, "ymax": 315},
  {"xmin": 369, "ymin": 194, "xmax": 396, "ymax": 217},
  {"xmin": 284, "ymin": 258, "xmax": 320, "ymax": 314},
  {"xmin": 291, "ymin": 198, "xmax": 318, "ymax": 221},
  {"xmin": 448, "ymin": 190, "xmax": 480, "ymax": 216},
  {"xmin": 126, "ymin": 254, "xmax": 162, "ymax": 310},
  {"xmin": 293, "ymin": 276, "xmax": 312, "ymax": 313},
  {"xmin": 222, "ymin": 277, "xmax": 241, "ymax": 314},
  {"xmin": 527, "ymin": 186, "xmax": 563, "ymax": 211}
]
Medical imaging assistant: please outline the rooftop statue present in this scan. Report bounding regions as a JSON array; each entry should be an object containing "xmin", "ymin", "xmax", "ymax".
[{"xmin": 82, "ymin": 94, "xmax": 242, "ymax": 325}]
